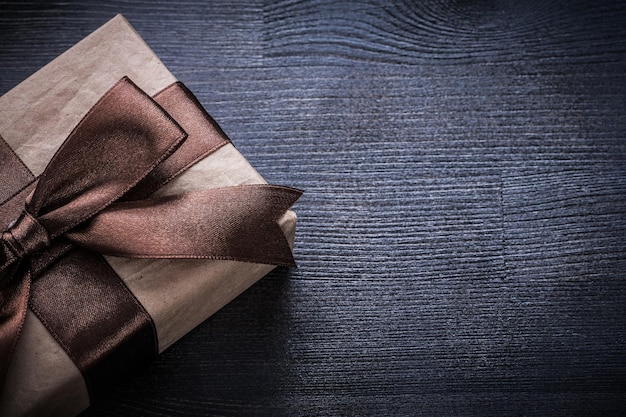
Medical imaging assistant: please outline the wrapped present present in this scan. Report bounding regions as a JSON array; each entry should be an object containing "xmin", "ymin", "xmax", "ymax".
[{"xmin": 0, "ymin": 15, "xmax": 300, "ymax": 417}]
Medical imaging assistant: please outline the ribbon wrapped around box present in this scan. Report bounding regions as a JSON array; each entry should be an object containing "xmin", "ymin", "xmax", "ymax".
[{"xmin": 0, "ymin": 15, "xmax": 300, "ymax": 417}]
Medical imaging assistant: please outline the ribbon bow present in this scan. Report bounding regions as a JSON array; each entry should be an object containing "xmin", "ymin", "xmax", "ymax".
[{"xmin": 0, "ymin": 77, "xmax": 301, "ymax": 394}]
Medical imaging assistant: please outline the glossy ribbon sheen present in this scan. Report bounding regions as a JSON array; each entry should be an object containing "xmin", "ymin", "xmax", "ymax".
[{"xmin": 0, "ymin": 77, "xmax": 301, "ymax": 395}]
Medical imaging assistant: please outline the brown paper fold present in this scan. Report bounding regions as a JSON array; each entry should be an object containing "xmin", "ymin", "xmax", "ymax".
[{"xmin": 0, "ymin": 15, "xmax": 297, "ymax": 417}]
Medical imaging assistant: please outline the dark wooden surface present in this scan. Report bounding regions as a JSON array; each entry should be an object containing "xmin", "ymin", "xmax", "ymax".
[{"xmin": 1, "ymin": 1, "xmax": 626, "ymax": 416}]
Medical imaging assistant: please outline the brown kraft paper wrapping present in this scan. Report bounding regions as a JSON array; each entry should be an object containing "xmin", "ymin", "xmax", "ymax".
[{"xmin": 0, "ymin": 14, "xmax": 298, "ymax": 417}]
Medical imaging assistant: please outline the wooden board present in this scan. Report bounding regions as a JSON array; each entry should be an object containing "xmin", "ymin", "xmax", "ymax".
[{"xmin": 1, "ymin": 1, "xmax": 625, "ymax": 415}]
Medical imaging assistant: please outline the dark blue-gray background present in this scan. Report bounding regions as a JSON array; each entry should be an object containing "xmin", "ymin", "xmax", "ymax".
[{"xmin": 1, "ymin": 1, "xmax": 625, "ymax": 415}]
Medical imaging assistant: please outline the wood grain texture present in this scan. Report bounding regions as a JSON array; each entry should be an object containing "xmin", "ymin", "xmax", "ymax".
[{"xmin": 1, "ymin": 0, "xmax": 625, "ymax": 416}]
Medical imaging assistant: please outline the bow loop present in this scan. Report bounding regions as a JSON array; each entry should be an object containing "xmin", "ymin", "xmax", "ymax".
[
  {"xmin": 29, "ymin": 77, "xmax": 187, "ymax": 238},
  {"xmin": 2, "ymin": 211, "xmax": 51, "ymax": 259}
]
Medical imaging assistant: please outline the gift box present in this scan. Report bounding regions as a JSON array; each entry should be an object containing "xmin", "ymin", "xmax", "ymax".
[{"xmin": 0, "ymin": 15, "xmax": 299, "ymax": 417}]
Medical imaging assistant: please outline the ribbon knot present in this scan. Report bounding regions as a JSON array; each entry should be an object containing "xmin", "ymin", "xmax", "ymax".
[{"xmin": 2, "ymin": 211, "xmax": 51, "ymax": 259}]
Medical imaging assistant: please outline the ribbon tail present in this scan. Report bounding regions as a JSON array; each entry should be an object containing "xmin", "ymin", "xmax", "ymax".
[
  {"xmin": 65, "ymin": 185, "xmax": 303, "ymax": 267},
  {"xmin": 0, "ymin": 244, "xmax": 31, "ymax": 394}
]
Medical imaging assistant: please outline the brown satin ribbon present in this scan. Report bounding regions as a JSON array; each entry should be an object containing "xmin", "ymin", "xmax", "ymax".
[{"xmin": 0, "ymin": 77, "xmax": 301, "ymax": 397}]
